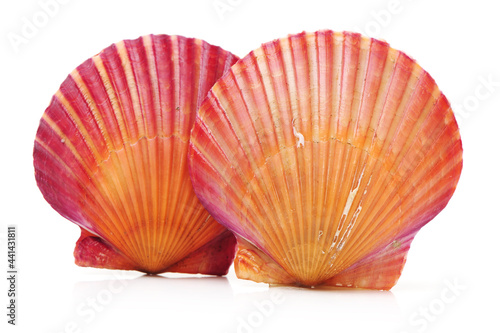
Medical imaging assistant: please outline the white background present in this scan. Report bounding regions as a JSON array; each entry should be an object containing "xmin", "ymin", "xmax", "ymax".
[{"xmin": 1, "ymin": 0, "xmax": 499, "ymax": 332}]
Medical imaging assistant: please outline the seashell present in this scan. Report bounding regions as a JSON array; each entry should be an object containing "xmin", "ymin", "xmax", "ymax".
[
  {"xmin": 34, "ymin": 34, "xmax": 239, "ymax": 275},
  {"xmin": 188, "ymin": 30, "xmax": 463, "ymax": 289}
]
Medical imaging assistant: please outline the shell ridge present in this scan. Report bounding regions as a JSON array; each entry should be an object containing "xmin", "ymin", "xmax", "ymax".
[
  {"xmin": 317, "ymin": 32, "xmax": 342, "ymax": 276},
  {"xmin": 101, "ymin": 45, "xmax": 132, "ymax": 143},
  {"xmin": 396, "ymin": 95, "xmax": 454, "ymax": 188},
  {"xmin": 313, "ymin": 31, "xmax": 356, "ymax": 279},
  {"xmin": 160, "ymin": 35, "xmax": 181, "ymax": 261},
  {"xmin": 100, "ymin": 148, "xmax": 149, "ymax": 268},
  {"xmin": 159, "ymin": 38, "xmax": 236, "ymax": 269},
  {"xmin": 48, "ymin": 93, "xmax": 101, "ymax": 170},
  {"xmin": 88, "ymin": 153, "xmax": 141, "ymax": 265},
  {"xmin": 143, "ymin": 36, "xmax": 161, "ymax": 263},
  {"xmin": 285, "ymin": 34, "xmax": 311, "ymax": 281},
  {"xmin": 336, "ymin": 116, "xmax": 461, "ymax": 273},
  {"xmin": 336, "ymin": 59, "xmax": 426, "ymax": 266},
  {"xmin": 87, "ymin": 56, "xmax": 126, "ymax": 150},
  {"xmin": 109, "ymin": 40, "xmax": 149, "ymax": 266},
  {"xmin": 274, "ymin": 37, "xmax": 305, "ymax": 273},
  {"xmin": 365, "ymin": 49, "xmax": 400, "ymax": 155},
  {"xmin": 148, "ymin": 35, "xmax": 168, "ymax": 268},
  {"xmin": 124, "ymin": 38, "xmax": 157, "ymax": 266},
  {"xmin": 121, "ymin": 38, "xmax": 148, "ymax": 138},
  {"xmin": 38, "ymin": 113, "xmax": 94, "ymax": 177},
  {"xmin": 310, "ymin": 31, "xmax": 329, "ymax": 277},
  {"xmin": 323, "ymin": 228, "xmax": 417, "ymax": 289},
  {"xmin": 327, "ymin": 33, "xmax": 364, "ymax": 271},
  {"xmin": 232, "ymin": 47, "xmax": 298, "ymax": 270},
  {"xmin": 287, "ymin": 36, "xmax": 316, "ymax": 280},
  {"xmin": 218, "ymin": 61, "xmax": 292, "ymax": 263},
  {"xmin": 328, "ymin": 40, "xmax": 458, "ymax": 282},
  {"xmin": 328, "ymin": 37, "xmax": 385, "ymax": 279},
  {"xmin": 372, "ymin": 52, "xmax": 414, "ymax": 160},
  {"xmin": 190, "ymin": 119, "xmax": 281, "ymax": 255},
  {"xmin": 383, "ymin": 71, "xmax": 432, "ymax": 173},
  {"xmin": 380, "ymin": 65, "xmax": 423, "ymax": 173},
  {"xmin": 337, "ymin": 44, "xmax": 455, "ymax": 283},
  {"xmin": 59, "ymin": 74, "xmax": 107, "ymax": 162},
  {"xmin": 334, "ymin": 163, "xmax": 366, "ymax": 256},
  {"xmin": 154, "ymin": 35, "xmax": 176, "ymax": 261},
  {"xmin": 161, "ymin": 36, "xmax": 203, "ymax": 266},
  {"xmin": 34, "ymin": 140, "xmax": 109, "ymax": 232},
  {"xmin": 321, "ymin": 33, "xmax": 347, "ymax": 264},
  {"xmin": 334, "ymin": 162, "xmax": 401, "ymax": 272},
  {"xmin": 326, "ymin": 159, "xmax": 377, "ymax": 277},
  {"xmin": 159, "ymin": 36, "xmax": 191, "ymax": 263},
  {"xmin": 355, "ymin": 39, "xmax": 390, "ymax": 154},
  {"xmin": 181, "ymin": 41, "xmax": 207, "ymax": 257},
  {"xmin": 399, "ymin": 126, "xmax": 461, "ymax": 207},
  {"xmin": 333, "ymin": 39, "xmax": 390, "ymax": 274},
  {"xmin": 61, "ymin": 68, "xmax": 148, "ymax": 262},
  {"xmin": 262, "ymin": 37, "xmax": 306, "ymax": 278},
  {"xmin": 303, "ymin": 33, "xmax": 318, "ymax": 280},
  {"xmin": 337, "ymin": 36, "xmax": 373, "ymax": 254},
  {"xmin": 394, "ymin": 103, "xmax": 457, "ymax": 202},
  {"xmin": 122, "ymin": 38, "xmax": 155, "ymax": 267},
  {"xmin": 350, "ymin": 37, "xmax": 373, "ymax": 141},
  {"xmin": 34, "ymin": 120, "xmax": 130, "ymax": 251},
  {"xmin": 99, "ymin": 42, "xmax": 136, "ymax": 144},
  {"xmin": 323, "ymin": 32, "xmax": 352, "ymax": 278},
  {"xmin": 189, "ymin": 139, "xmax": 251, "ymax": 236},
  {"xmin": 157, "ymin": 36, "xmax": 238, "ymax": 270},
  {"xmin": 384, "ymin": 92, "xmax": 445, "ymax": 198},
  {"xmin": 196, "ymin": 42, "xmax": 218, "ymax": 108},
  {"xmin": 330, "ymin": 50, "xmax": 408, "ymax": 271},
  {"xmin": 73, "ymin": 63, "xmax": 115, "ymax": 153}
]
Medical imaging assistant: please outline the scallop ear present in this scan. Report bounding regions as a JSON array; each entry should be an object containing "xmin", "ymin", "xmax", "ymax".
[
  {"xmin": 189, "ymin": 30, "xmax": 463, "ymax": 289},
  {"xmin": 74, "ymin": 228, "xmax": 137, "ymax": 271},
  {"xmin": 233, "ymin": 231, "xmax": 415, "ymax": 290},
  {"xmin": 166, "ymin": 230, "xmax": 237, "ymax": 276},
  {"xmin": 234, "ymin": 238, "xmax": 296, "ymax": 285},
  {"xmin": 34, "ymin": 34, "xmax": 239, "ymax": 275},
  {"xmin": 75, "ymin": 228, "xmax": 237, "ymax": 276}
]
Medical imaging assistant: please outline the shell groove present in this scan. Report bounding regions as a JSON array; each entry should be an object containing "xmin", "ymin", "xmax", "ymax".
[
  {"xmin": 34, "ymin": 34, "xmax": 239, "ymax": 274},
  {"xmin": 188, "ymin": 30, "xmax": 463, "ymax": 289}
]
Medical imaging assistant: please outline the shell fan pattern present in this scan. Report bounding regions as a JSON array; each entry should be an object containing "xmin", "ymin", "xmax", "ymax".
[
  {"xmin": 34, "ymin": 35, "xmax": 239, "ymax": 275},
  {"xmin": 188, "ymin": 30, "xmax": 463, "ymax": 289}
]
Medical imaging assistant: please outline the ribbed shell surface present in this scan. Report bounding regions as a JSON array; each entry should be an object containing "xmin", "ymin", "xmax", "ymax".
[
  {"xmin": 188, "ymin": 31, "xmax": 463, "ymax": 289},
  {"xmin": 34, "ymin": 35, "xmax": 239, "ymax": 274}
]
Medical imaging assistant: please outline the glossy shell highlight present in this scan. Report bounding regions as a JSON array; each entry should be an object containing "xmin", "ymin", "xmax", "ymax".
[
  {"xmin": 188, "ymin": 30, "xmax": 463, "ymax": 289},
  {"xmin": 34, "ymin": 34, "xmax": 239, "ymax": 274}
]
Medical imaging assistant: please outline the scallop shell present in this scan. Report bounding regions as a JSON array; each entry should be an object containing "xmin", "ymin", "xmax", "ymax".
[
  {"xmin": 188, "ymin": 30, "xmax": 463, "ymax": 289},
  {"xmin": 34, "ymin": 34, "xmax": 239, "ymax": 275}
]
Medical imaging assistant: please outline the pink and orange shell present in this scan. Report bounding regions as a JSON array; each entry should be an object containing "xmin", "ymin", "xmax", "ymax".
[
  {"xmin": 34, "ymin": 34, "xmax": 239, "ymax": 275},
  {"xmin": 34, "ymin": 30, "xmax": 462, "ymax": 290},
  {"xmin": 188, "ymin": 30, "xmax": 463, "ymax": 289}
]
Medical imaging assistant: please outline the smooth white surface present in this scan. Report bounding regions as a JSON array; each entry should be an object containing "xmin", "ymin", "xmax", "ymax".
[{"xmin": 1, "ymin": 0, "xmax": 499, "ymax": 332}]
